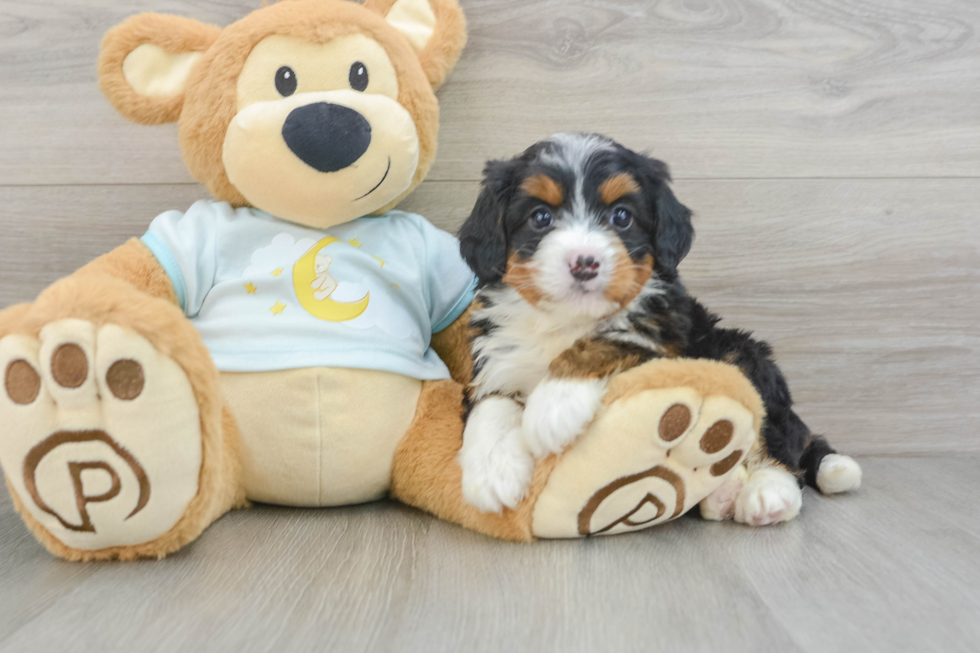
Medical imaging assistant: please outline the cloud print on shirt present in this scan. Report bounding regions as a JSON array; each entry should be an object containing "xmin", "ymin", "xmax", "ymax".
[
  {"xmin": 243, "ymin": 233, "xmax": 316, "ymax": 277},
  {"xmin": 330, "ymin": 276, "xmax": 422, "ymax": 343}
]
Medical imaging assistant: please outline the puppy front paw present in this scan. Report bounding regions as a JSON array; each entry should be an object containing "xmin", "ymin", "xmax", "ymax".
[
  {"xmin": 734, "ymin": 467, "xmax": 803, "ymax": 526},
  {"xmin": 460, "ymin": 436, "xmax": 534, "ymax": 514},
  {"xmin": 522, "ymin": 378, "xmax": 607, "ymax": 459},
  {"xmin": 459, "ymin": 397, "xmax": 534, "ymax": 513}
]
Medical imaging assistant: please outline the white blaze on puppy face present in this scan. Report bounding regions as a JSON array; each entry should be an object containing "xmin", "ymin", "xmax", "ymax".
[
  {"xmin": 532, "ymin": 222, "xmax": 622, "ymax": 317},
  {"xmin": 510, "ymin": 208, "xmax": 643, "ymax": 319}
]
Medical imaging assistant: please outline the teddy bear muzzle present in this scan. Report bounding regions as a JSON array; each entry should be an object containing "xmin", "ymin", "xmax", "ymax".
[{"xmin": 223, "ymin": 89, "xmax": 420, "ymax": 229}]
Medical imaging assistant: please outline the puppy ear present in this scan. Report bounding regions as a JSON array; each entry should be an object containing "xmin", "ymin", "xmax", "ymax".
[
  {"xmin": 635, "ymin": 155, "xmax": 694, "ymax": 272},
  {"xmin": 458, "ymin": 159, "xmax": 519, "ymax": 286},
  {"xmin": 364, "ymin": 0, "xmax": 467, "ymax": 89},
  {"xmin": 98, "ymin": 14, "xmax": 221, "ymax": 125}
]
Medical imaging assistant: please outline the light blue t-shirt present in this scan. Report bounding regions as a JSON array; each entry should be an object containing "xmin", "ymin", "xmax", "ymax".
[{"xmin": 141, "ymin": 200, "xmax": 476, "ymax": 380}]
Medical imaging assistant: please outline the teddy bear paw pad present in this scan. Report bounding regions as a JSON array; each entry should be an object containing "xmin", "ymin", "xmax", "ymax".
[
  {"xmin": 531, "ymin": 387, "xmax": 757, "ymax": 538},
  {"xmin": 0, "ymin": 319, "xmax": 202, "ymax": 551}
]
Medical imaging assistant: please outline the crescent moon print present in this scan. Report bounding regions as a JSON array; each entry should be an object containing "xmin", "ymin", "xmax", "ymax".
[{"xmin": 292, "ymin": 237, "xmax": 370, "ymax": 322}]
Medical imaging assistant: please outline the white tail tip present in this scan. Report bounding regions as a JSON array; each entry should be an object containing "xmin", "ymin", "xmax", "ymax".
[{"xmin": 816, "ymin": 454, "xmax": 862, "ymax": 494}]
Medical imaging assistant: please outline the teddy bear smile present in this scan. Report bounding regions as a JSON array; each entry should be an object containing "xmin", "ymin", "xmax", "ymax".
[{"xmin": 354, "ymin": 156, "xmax": 392, "ymax": 201}]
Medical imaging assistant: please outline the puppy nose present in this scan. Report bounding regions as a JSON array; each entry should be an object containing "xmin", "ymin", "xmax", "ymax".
[
  {"xmin": 282, "ymin": 102, "xmax": 372, "ymax": 173},
  {"xmin": 567, "ymin": 251, "xmax": 601, "ymax": 282}
]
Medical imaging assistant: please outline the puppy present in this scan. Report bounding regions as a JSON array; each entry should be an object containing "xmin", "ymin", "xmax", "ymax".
[{"xmin": 456, "ymin": 133, "xmax": 862, "ymax": 525}]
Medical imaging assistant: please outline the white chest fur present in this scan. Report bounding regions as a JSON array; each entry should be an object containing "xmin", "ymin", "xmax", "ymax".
[{"xmin": 471, "ymin": 288, "xmax": 597, "ymax": 400}]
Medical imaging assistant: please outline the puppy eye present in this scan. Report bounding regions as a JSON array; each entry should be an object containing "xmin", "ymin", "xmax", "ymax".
[
  {"xmin": 609, "ymin": 206, "xmax": 633, "ymax": 229},
  {"xmin": 530, "ymin": 208, "xmax": 553, "ymax": 230},
  {"xmin": 275, "ymin": 66, "xmax": 297, "ymax": 97},
  {"xmin": 349, "ymin": 62, "xmax": 369, "ymax": 92}
]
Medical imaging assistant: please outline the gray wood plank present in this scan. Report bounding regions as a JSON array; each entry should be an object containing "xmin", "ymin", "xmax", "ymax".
[
  {"xmin": 0, "ymin": 456, "xmax": 976, "ymax": 653},
  {"xmin": 725, "ymin": 455, "xmax": 980, "ymax": 652},
  {"xmin": 2, "ymin": 0, "xmax": 980, "ymax": 185},
  {"xmin": 2, "ymin": 179, "xmax": 977, "ymax": 454}
]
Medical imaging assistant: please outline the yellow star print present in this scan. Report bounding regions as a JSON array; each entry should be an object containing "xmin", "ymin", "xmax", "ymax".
[
  {"xmin": 244, "ymin": 282, "xmax": 257, "ymax": 294},
  {"xmin": 271, "ymin": 268, "xmax": 284, "ymax": 277},
  {"xmin": 392, "ymin": 283, "xmax": 400, "ymax": 289},
  {"xmin": 348, "ymin": 238, "xmax": 362, "ymax": 248},
  {"xmin": 372, "ymin": 255, "xmax": 385, "ymax": 268},
  {"xmin": 269, "ymin": 301, "xmax": 286, "ymax": 315}
]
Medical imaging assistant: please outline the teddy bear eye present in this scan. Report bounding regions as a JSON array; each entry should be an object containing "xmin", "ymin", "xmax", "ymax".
[
  {"xmin": 275, "ymin": 66, "xmax": 297, "ymax": 97},
  {"xmin": 349, "ymin": 61, "xmax": 369, "ymax": 92}
]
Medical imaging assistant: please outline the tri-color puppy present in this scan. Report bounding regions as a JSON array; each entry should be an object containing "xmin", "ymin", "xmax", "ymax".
[{"xmin": 456, "ymin": 132, "xmax": 862, "ymax": 525}]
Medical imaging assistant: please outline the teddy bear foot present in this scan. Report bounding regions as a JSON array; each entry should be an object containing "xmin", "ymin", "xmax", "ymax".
[
  {"xmin": 529, "ymin": 360, "xmax": 762, "ymax": 538},
  {"xmin": 0, "ymin": 273, "xmax": 245, "ymax": 561},
  {"xmin": 0, "ymin": 318, "xmax": 209, "ymax": 558}
]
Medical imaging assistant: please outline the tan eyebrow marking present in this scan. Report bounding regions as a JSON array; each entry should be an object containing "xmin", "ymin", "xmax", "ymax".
[
  {"xmin": 599, "ymin": 173, "xmax": 641, "ymax": 204},
  {"xmin": 520, "ymin": 174, "xmax": 563, "ymax": 206}
]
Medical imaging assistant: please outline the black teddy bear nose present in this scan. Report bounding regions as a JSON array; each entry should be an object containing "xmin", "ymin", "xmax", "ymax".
[{"xmin": 282, "ymin": 102, "xmax": 372, "ymax": 173}]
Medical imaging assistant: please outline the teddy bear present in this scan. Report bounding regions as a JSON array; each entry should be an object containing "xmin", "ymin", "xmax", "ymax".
[{"xmin": 0, "ymin": 0, "xmax": 764, "ymax": 561}]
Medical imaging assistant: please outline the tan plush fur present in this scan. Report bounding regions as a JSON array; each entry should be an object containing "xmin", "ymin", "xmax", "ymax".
[
  {"xmin": 429, "ymin": 304, "xmax": 475, "ymax": 385},
  {"xmin": 389, "ymin": 380, "xmax": 559, "ymax": 542},
  {"xmin": 98, "ymin": 14, "xmax": 221, "ymax": 125},
  {"xmin": 603, "ymin": 358, "xmax": 766, "ymax": 437},
  {"xmin": 78, "ymin": 239, "xmax": 180, "ymax": 305},
  {"xmin": 0, "ymin": 260, "xmax": 245, "ymax": 561}
]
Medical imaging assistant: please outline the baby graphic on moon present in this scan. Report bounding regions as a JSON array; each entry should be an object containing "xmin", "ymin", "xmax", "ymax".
[
  {"xmin": 312, "ymin": 250, "xmax": 338, "ymax": 301},
  {"xmin": 244, "ymin": 233, "xmax": 422, "ymax": 344}
]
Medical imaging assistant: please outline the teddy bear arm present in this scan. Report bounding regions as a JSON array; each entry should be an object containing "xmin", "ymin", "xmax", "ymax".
[
  {"xmin": 75, "ymin": 238, "xmax": 179, "ymax": 305},
  {"xmin": 430, "ymin": 301, "xmax": 475, "ymax": 386}
]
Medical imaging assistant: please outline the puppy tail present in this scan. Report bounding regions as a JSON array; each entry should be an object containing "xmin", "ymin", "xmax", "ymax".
[{"xmin": 799, "ymin": 434, "xmax": 862, "ymax": 494}]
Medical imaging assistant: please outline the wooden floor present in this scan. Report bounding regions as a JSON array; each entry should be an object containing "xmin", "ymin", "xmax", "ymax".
[
  {"xmin": 0, "ymin": 455, "xmax": 978, "ymax": 652},
  {"xmin": 0, "ymin": 0, "xmax": 978, "ymax": 650}
]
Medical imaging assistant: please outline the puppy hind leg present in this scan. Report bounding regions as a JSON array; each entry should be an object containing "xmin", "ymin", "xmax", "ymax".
[
  {"xmin": 700, "ymin": 464, "xmax": 749, "ymax": 521},
  {"xmin": 802, "ymin": 433, "xmax": 862, "ymax": 494},
  {"xmin": 734, "ymin": 455, "xmax": 803, "ymax": 527},
  {"xmin": 686, "ymin": 314, "xmax": 814, "ymax": 479}
]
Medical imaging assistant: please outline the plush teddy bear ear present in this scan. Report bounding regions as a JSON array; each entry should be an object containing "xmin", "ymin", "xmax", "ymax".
[
  {"xmin": 98, "ymin": 14, "xmax": 221, "ymax": 125},
  {"xmin": 364, "ymin": 0, "xmax": 467, "ymax": 90}
]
